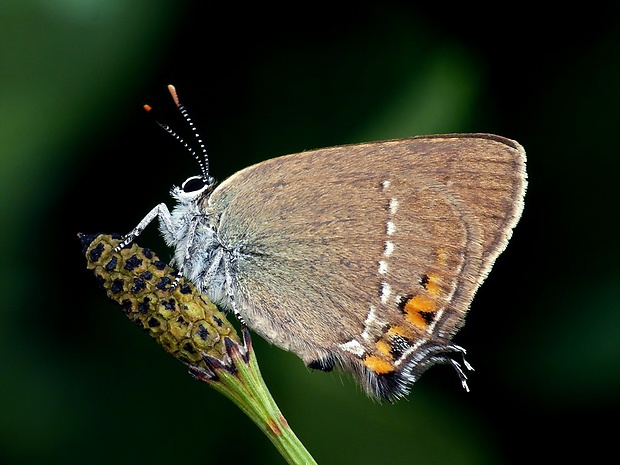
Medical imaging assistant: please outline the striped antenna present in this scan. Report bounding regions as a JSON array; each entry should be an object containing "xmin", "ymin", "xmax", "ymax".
[
  {"xmin": 167, "ymin": 85, "xmax": 211, "ymax": 182},
  {"xmin": 143, "ymin": 86, "xmax": 211, "ymax": 183}
]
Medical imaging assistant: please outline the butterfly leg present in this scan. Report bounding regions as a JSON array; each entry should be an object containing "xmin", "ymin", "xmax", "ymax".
[
  {"xmin": 222, "ymin": 254, "xmax": 247, "ymax": 326},
  {"xmin": 170, "ymin": 215, "xmax": 201, "ymax": 288},
  {"xmin": 115, "ymin": 203, "xmax": 174, "ymax": 252},
  {"xmin": 198, "ymin": 246, "xmax": 245, "ymax": 326}
]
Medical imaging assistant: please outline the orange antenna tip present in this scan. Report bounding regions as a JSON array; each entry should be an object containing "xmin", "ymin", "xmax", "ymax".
[
  {"xmin": 167, "ymin": 84, "xmax": 179, "ymax": 107},
  {"xmin": 143, "ymin": 104, "xmax": 152, "ymax": 112}
]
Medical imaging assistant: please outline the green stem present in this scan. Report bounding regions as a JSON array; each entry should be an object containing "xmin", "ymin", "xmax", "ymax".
[{"xmin": 196, "ymin": 332, "xmax": 317, "ymax": 465}]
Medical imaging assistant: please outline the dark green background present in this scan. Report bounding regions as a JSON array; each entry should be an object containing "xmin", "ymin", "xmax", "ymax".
[{"xmin": 2, "ymin": 2, "xmax": 619, "ymax": 464}]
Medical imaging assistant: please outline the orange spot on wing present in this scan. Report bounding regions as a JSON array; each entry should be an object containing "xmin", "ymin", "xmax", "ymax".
[
  {"xmin": 375, "ymin": 339, "xmax": 392, "ymax": 358},
  {"xmin": 404, "ymin": 295, "xmax": 437, "ymax": 328},
  {"xmin": 424, "ymin": 272, "xmax": 442, "ymax": 296},
  {"xmin": 363, "ymin": 355, "xmax": 394, "ymax": 374},
  {"xmin": 404, "ymin": 294, "xmax": 437, "ymax": 313},
  {"xmin": 387, "ymin": 325, "xmax": 410, "ymax": 338}
]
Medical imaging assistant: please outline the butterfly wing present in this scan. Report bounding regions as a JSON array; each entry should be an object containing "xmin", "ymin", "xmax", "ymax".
[{"xmin": 207, "ymin": 134, "xmax": 526, "ymax": 399}]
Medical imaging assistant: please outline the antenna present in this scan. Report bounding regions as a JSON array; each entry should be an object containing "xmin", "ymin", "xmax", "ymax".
[{"xmin": 143, "ymin": 85, "xmax": 212, "ymax": 183}]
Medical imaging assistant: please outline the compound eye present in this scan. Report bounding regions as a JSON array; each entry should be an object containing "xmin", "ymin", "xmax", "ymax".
[{"xmin": 182, "ymin": 176, "xmax": 206, "ymax": 193}]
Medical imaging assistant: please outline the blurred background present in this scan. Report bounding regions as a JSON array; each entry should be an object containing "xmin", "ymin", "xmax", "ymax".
[{"xmin": 1, "ymin": 2, "xmax": 619, "ymax": 464}]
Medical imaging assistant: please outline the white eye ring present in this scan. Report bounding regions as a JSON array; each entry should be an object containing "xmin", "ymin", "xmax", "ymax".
[{"xmin": 178, "ymin": 176, "xmax": 208, "ymax": 199}]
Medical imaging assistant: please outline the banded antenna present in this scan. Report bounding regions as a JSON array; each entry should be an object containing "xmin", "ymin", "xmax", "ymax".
[{"xmin": 143, "ymin": 85, "xmax": 212, "ymax": 184}]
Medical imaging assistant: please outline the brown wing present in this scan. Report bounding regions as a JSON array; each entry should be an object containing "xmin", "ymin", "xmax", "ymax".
[{"xmin": 207, "ymin": 134, "xmax": 526, "ymax": 394}]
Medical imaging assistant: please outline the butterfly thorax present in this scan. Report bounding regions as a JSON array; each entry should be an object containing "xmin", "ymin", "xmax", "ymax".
[{"xmin": 162, "ymin": 186, "xmax": 230, "ymax": 308}]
